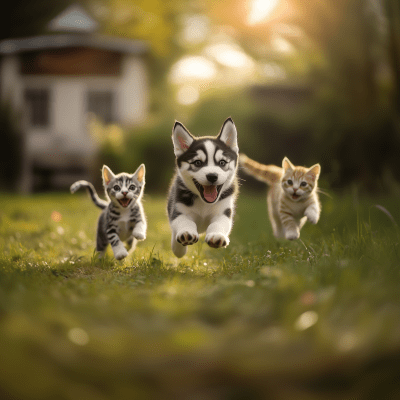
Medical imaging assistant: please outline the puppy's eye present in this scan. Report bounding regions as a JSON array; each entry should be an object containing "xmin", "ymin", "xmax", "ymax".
[
  {"xmin": 287, "ymin": 180, "xmax": 293, "ymax": 185},
  {"xmin": 113, "ymin": 185, "xmax": 120, "ymax": 191},
  {"xmin": 300, "ymin": 181, "xmax": 307, "ymax": 187},
  {"xmin": 193, "ymin": 160, "xmax": 202, "ymax": 167},
  {"xmin": 129, "ymin": 185, "xmax": 136, "ymax": 190},
  {"xmin": 219, "ymin": 160, "xmax": 227, "ymax": 167}
]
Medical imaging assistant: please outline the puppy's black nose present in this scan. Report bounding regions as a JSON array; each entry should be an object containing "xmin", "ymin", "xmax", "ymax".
[{"xmin": 206, "ymin": 173, "xmax": 218, "ymax": 184}]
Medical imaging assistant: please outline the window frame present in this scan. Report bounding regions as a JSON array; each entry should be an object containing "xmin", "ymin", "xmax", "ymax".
[
  {"xmin": 24, "ymin": 88, "xmax": 51, "ymax": 128},
  {"xmin": 86, "ymin": 90, "xmax": 116, "ymax": 124}
]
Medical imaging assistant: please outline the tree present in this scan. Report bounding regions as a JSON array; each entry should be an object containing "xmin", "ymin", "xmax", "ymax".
[
  {"xmin": 0, "ymin": 0, "xmax": 76, "ymax": 40},
  {"xmin": 386, "ymin": 0, "xmax": 400, "ymax": 116},
  {"xmin": 204, "ymin": 0, "xmax": 400, "ymax": 189},
  {"xmin": 92, "ymin": 0, "xmax": 178, "ymax": 59}
]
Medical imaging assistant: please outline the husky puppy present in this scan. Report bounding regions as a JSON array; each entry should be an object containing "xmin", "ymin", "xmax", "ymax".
[{"xmin": 167, "ymin": 117, "xmax": 239, "ymax": 258}]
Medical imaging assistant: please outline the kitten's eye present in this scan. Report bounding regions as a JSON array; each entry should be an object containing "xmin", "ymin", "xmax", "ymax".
[
  {"xmin": 113, "ymin": 185, "xmax": 120, "ymax": 191},
  {"xmin": 193, "ymin": 160, "xmax": 202, "ymax": 167},
  {"xmin": 219, "ymin": 160, "xmax": 227, "ymax": 167},
  {"xmin": 300, "ymin": 181, "xmax": 307, "ymax": 187},
  {"xmin": 129, "ymin": 184, "xmax": 136, "ymax": 191},
  {"xmin": 287, "ymin": 180, "xmax": 293, "ymax": 185}
]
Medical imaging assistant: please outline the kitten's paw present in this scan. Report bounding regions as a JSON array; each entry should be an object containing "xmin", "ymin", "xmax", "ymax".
[
  {"xmin": 96, "ymin": 250, "xmax": 106, "ymax": 259},
  {"xmin": 305, "ymin": 211, "xmax": 319, "ymax": 225},
  {"xmin": 133, "ymin": 232, "xmax": 146, "ymax": 241},
  {"xmin": 176, "ymin": 230, "xmax": 199, "ymax": 246},
  {"xmin": 272, "ymin": 229, "xmax": 285, "ymax": 239},
  {"xmin": 205, "ymin": 233, "xmax": 229, "ymax": 248},
  {"xmin": 113, "ymin": 247, "xmax": 128, "ymax": 260},
  {"xmin": 285, "ymin": 230, "xmax": 299, "ymax": 240}
]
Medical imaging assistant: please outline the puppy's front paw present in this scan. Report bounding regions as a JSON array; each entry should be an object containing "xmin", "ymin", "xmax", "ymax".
[
  {"xmin": 176, "ymin": 230, "xmax": 199, "ymax": 246},
  {"xmin": 205, "ymin": 233, "xmax": 229, "ymax": 248},
  {"xmin": 285, "ymin": 230, "xmax": 299, "ymax": 240},
  {"xmin": 133, "ymin": 232, "xmax": 146, "ymax": 241},
  {"xmin": 305, "ymin": 210, "xmax": 319, "ymax": 225}
]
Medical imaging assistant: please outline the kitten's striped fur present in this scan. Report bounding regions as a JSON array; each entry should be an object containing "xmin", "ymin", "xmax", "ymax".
[
  {"xmin": 70, "ymin": 180, "xmax": 108, "ymax": 210},
  {"xmin": 240, "ymin": 154, "xmax": 321, "ymax": 240},
  {"xmin": 71, "ymin": 164, "xmax": 147, "ymax": 260}
]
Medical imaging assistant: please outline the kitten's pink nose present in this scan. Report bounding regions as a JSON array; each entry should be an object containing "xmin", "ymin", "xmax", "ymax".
[
  {"xmin": 293, "ymin": 188, "xmax": 297, "ymax": 193},
  {"xmin": 122, "ymin": 191, "xmax": 128, "ymax": 196}
]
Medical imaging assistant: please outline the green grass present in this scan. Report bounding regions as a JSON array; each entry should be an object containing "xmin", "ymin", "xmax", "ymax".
[{"xmin": 1, "ymin": 189, "xmax": 400, "ymax": 399}]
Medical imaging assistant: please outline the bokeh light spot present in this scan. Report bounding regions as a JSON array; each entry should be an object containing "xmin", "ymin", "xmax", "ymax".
[
  {"xmin": 68, "ymin": 328, "xmax": 89, "ymax": 346},
  {"xmin": 294, "ymin": 311, "xmax": 318, "ymax": 331},
  {"xmin": 247, "ymin": 0, "xmax": 280, "ymax": 25},
  {"xmin": 51, "ymin": 211, "xmax": 62, "ymax": 222},
  {"xmin": 169, "ymin": 56, "xmax": 216, "ymax": 83},
  {"xmin": 176, "ymin": 85, "xmax": 200, "ymax": 105}
]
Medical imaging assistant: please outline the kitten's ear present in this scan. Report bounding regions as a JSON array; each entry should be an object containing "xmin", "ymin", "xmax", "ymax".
[
  {"xmin": 172, "ymin": 121, "xmax": 194, "ymax": 157},
  {"xmin": 218, "ymin": 117, "xmax": 238, "ymax": 153},
  {"xmin": 133, "ymin": 164, "xmax": 146, "ymax": 183},
  {"xmin": 102, "ymin": 165, "xmax": 115, "ymax": 186},
  {"xmin": 282, "ymin": 157, "xmax": 295, "ymax": 171},
  {"xmin": 306, "ymin": 163, "xmax": 321, "ymax": 181}
]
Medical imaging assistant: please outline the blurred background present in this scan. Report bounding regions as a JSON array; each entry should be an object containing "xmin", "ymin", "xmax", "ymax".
[{"xmin": 1, "ymin": 0, "xmax": 400, "ymax": 194}]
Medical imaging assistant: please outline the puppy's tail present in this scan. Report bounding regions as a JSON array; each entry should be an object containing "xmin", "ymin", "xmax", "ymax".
[
  {"xmin": 70, "ymin": 180, "xmax": 108, "ymax": 210},
  {"xmin": 239, "ymin": 154, "xmax": 282, "ymax": 185}
]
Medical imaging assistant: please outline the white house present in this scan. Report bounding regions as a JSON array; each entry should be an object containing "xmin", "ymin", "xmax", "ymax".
[{"xmin": 0, "ymin": 5, "xmax": 149, "ymax": 192}]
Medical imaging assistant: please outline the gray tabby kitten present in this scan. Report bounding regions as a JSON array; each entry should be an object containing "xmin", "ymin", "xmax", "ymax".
[{"xmin": 70, "ymin": 164, "xmax": 147, "ymax": 260}]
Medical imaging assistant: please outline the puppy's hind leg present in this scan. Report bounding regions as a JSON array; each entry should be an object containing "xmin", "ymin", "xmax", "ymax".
[
  {"xmin": 170, "ymin": 216, "xmax": 199, "ymax": 258},
  {"xmin": 171, "ymin": 236, "xmax": 188, "ymax": 258}
]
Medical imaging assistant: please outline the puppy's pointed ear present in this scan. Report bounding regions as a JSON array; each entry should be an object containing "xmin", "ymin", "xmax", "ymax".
[
  {"xmin": 172, "ymin": 121, "xmax": 194, "ymax": 157},
  {"xmin": 218, "ymin": 117, "xmax": 238, "ymax": 154},
  {"xmin": 102, "ymin": 165, "xmax": 115, "ymax": 186},
  {"xmin": 133, "ymin": 164, "xmax": 146, "ymax": 183},
  {"xmin": 306, "ymin": 163, "xmax": 321, "ymax": 181},
  {"xmin": 282, "ymin": 157, "xmax": 295, "ymax": 171}
]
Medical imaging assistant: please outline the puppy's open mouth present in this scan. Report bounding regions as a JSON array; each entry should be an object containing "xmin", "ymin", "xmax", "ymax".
[
  {"xmin": 118, "ymin": 198, "xmax": 132, "ymax": 207},
  {"xmin": 193, "ymin": 179, "xmax": 223, "ymax": 203}
]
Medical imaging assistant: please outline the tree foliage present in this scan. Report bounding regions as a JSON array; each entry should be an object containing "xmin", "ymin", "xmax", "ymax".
[
  {"xmin": 93, "ymin": 0, "xmax": 178, "ymax": 58},
  {"xmin": 0, "ymin": 0, "xmax": 75, "ymax": 40}
]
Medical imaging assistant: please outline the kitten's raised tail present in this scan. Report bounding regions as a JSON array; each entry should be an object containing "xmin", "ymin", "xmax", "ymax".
[
  {"xmin": 239, "ymin": 154, "xmax": 282, "ymax": 185},
  {"xmin": 70, "ymin": 180, "xmax": 108, "ymax": 210}
]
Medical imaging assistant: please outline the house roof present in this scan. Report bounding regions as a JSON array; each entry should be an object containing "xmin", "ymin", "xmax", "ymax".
[
  {"xmin": 0, "ymin": 4, "xmax": 148, "ymax": 56},
  {"xmin": 47, "ymin": 4, "xmax": 99, "ymax": 33},
  {"xmin": 0, "ymin": 33, "xmax": 148, "ymax": 55}
]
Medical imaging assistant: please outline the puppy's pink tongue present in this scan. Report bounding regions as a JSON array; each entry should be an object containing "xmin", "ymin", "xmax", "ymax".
[{"xmin": 203, "ymin": 185, "xmax": 217, "ymax": 202}]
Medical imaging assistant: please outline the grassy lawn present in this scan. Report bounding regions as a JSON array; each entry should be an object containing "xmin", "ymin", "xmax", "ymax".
[{"xmin": 1, "ymin": 189, "xmax": 400, "ymax": 399}]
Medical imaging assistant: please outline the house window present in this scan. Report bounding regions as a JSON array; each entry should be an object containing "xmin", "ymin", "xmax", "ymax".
[
  {"xmin": 24, "ymin": 89, "xmax": 50, "ymax": 128},
  {"xmin": 87, "ymin": 91, "xmax": 115, "ymax": 124}
]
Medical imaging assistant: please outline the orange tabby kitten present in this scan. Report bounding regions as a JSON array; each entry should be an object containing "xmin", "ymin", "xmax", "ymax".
[{"xmin": 240, "ymin": 154, "xmax": 321, "ymax": 240}]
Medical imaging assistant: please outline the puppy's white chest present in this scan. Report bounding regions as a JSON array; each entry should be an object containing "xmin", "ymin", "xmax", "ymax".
[
  {"xmin": 187, "ymin": 197, "xmax": 225, "ymax": 233},
  {"xmin": 192, "ymin": 213, "xmax": 212, "ymax": 233}
]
